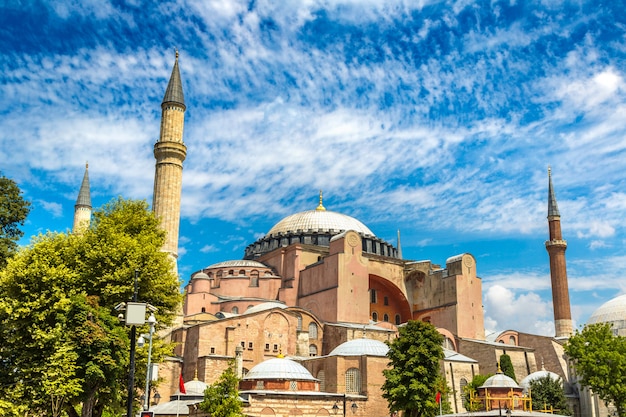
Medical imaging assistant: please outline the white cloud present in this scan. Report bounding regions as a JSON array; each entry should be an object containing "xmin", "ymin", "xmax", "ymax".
[{"xmin": 483, "ymin": 285, "xmax": 553, "ymax": 335}]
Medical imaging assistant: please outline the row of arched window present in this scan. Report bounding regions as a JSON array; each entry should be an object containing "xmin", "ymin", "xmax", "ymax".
[{"xmin": 371, "ymin": 311, "xmax": 401, "ymax": 325}]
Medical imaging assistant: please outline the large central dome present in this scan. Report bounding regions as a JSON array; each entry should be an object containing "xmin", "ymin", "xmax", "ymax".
[{"xmin": 267, "ymin": 209, "xmax": 374, "ymax": 237}]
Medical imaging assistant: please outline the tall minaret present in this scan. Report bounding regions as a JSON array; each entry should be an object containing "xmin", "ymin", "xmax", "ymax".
[
  {"xmin": 152, "ymin": 51, "xmax": 187, "ymax": 271},
  {"xmin": 73, "ymin": 163, "xmax": 91, "ymax": 234},
  {"xmin": 545, "ymin": 167, "xmax": 573, "ymax": 338}
]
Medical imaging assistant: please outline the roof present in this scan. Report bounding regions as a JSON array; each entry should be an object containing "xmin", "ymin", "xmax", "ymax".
[
  {"xmin": 206, "ymin": 260, "xmax": 268, "ymax": 269},
  {"xmin": 162, "ymin": 51, "xmax": 185, "ymax": 108},
  {"xmin": 243, "ymin": 357, "xmax": 317, "ymax": 381},
  {"xmin": 443, "ymin": 348, "xmax": 477, "ymax": 363},
  {"xmin": 548, "ymin": 167, "xmax": 560, "ymax": 218},
  {"xmin": 267, "ymin": 209, "xmax": 374, "ymax": 237},
  {"xmin": 75, "ymin": 164, "xmax": 91, "ymax": 207},
  {"xmin": 328, "ymin": 338, "xmax": 389, "ymax": 357},
  {"xmin": 479, "ymin": 372, "xmax": 520, "ymax": 389},
  {"xmin": 244, "ymin": 302, "xmax": 287, "ymax": 314}
]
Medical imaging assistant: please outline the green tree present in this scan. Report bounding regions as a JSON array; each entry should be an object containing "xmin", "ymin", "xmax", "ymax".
[
  {"xmin": 382, "ymin": 320, "xmax": 448, "ymax": 417},
  {"xmin": 199, "ymin": 361, "xmax": 243, "ymax": 417},
  {"xmin": 462, "ymin": 374, "xmax": 492, "ymax": 411},
  {"xmin": 565, "ymin": 323, "xmax": 626, "ymax": 417},
  {"xmin": 529, "ymin": 374, "xmax": 570, "ymax": 415},
  {"xmin": 0, "ymin": 198, "xmax": 181, "ymax": 417},
  {"xmin": 0, "ymin": 173, "xmax": 31, "ymax": 268},
  {"xmin": 499, "ymin": 354, "xmax": 516, "ymax": 382}
]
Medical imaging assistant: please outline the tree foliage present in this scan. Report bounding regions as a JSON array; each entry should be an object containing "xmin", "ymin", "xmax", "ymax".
[
  {"xmin": 499, "ymin": 354, "xmax": 516, "ymax": 382},
  {"xmin": 529, "ymin": 375, "xmax": 570, "ymax": 415},
  {"xmin": 0, "ymin": 198, "xmax": 181, "ymax": 417},
  {"xmin": 382, "ymin": 320, "xmax": 448, "ymax": 417},
  {"xmin": 565, "ymin": 323, "xmax": 626, "ymax": 417},
  {"xmin": 199, "ymin": 361, "xmax": 243, "ymax": 417},
  {"xmin": 0, "ymin": 173, "xmax": 31, "ymax": 268}
]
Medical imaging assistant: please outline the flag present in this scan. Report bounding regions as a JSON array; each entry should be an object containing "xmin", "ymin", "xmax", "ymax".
[
  {"xmin": 179, "ymin": 373, "xmax": 186, "ymax": 394},
  {"xmin": 435, "ymin": 391, "xmax": 441, "ymax": 404}
]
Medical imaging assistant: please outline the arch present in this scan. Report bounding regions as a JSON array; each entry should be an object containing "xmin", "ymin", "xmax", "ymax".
[
  {"xmin": 395, "ymin": 314, "xmax": 401, "ymax": 325},
  {"xmin": 372, "ymin": 311, "xmax": 378, "ymax": 322},
  {"xmin": 296, "ymin": 314, "xmax": 303, "ymax": 331},
  {"xmin": 315, "ymin": 409, "xmax": 331, "ymax": 416},
  {"xmin": 369, "ymin": 274, "xmax": 412, "ymax": 326},
  {"xmin": 309, "ymin": 344, "xmax": 318, "ymax": 356},
  {"xmin": 228, "ymin": 269, "xmax": 234, "ymax": 276},
  {"xmin": 232, "ymin": 306, "xmax": 239, "ymax": 314},
  {"xmin": 308, "ymin": 322, "xmax": 318, "ymax": 339},
  {"xmin": 383, "ymin": 313, "xmax": 389, "ymax": 322},
  {"xmin": 345, "ymin": 368, "xmax": 360, "ymax": 394},
  {"xmin": 201, "ymin": 307, "xmax": 206, "ymax": 313},
  {"xmin": 239, "ymin": 269, "xmax": 246, "ymax": 276},
  {"xmin": 260, "ymin": 407, "xmax": 275, "ymax": 416},
  {"xmin": 250, "ymin": 270, "xmax": 259, "ymax": 287}
]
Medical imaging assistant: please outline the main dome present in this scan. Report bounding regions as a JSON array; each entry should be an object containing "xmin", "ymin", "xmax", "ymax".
[
  {"xmin": 267, "ymin": 209, "xmax": 374, "ymax": 237},
  {"xmin": 587, "ymin": 294, "xmax": 626, "ymax": 336}
]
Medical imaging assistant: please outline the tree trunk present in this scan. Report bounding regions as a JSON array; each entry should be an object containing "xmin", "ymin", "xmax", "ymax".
[{"xmin": 66, "ymin": 404, "xmax": 80, "ymax": 417}]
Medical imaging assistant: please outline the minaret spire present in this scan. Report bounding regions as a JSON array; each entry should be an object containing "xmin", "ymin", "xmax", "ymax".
[
  {"xmin": 545, "ymin": 167, "xmax": 572, "ymax": 338},
  {"xmin": 153, "ymin": 50, "xmax": 187, "ymax": 272},
  {"xmin": 73, "ymin": 162, "xmax": 91, "ymax": 234},
  {"xmin": 397, "ymin": 229, "xmax": 403, "ymax": 259}
]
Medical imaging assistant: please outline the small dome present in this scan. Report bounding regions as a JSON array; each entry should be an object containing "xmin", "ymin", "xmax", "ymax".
[
  {"xmin": 243, "ymin": 357, "xmax": 316, "ymax": 381},
  {"xmin": 184, "ymin": 379, "xmax": 208, "ymax": 395},
  {"xmin": 587, "ymin": 294, "xmax": 626, "ymax": 336},
  {"xmin": 329, "ymin": 338, "xmax": 389, "ymax": 357},
  {"xmin": 520, "ymin": 369, "xmax": 561, "ymax": 392},
  {"xmin": 192, "ymin": 271, "xmax": 210, "ymax": 280},
  {"xmin": 245, "ymin": 302, "xmax": 287, "ymax": 314},
  {"xmin": 479, "ymin": 372, "xmax": 520, "ymax": 389},
  {"xmin": 206, "ymin": 260, "xmax": 268, "ymax": 269},
  {"xmin": 267, "ymin": 209, "xmax": 374, "ymax": 237}
]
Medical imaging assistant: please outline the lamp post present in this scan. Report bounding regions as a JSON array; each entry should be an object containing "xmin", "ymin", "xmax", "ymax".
[{"xmin": 141, "ymin": 313, "xmax": 157, "ymax": 411}]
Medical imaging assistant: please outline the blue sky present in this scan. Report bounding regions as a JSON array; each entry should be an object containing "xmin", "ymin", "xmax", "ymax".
[{"xmin": 2, "ymin": 0, "xmax": 626, "ymax": 337}]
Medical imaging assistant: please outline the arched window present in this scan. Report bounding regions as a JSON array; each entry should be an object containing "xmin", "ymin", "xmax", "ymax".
[
  {"xmin": 296, "ymin": 314, "xmax": 302, "ymax": 331},
  {"xmin": 383, "ymin": 313, "xmax": 389, "ymax": 322},
  {"xmin": 308, "ymin": 322, "xmax": 318, "ymax": 339},
  {"xmin": 309, "ymin": 344, "xmax": 317, "ymax": 357},
  {"xmin": 239, "ymin": 269, "xmax": 246, "ymax": 276},
  {"xmin": 250, "ymin": 270, "xmax": 259, "ymax": 287},
  {"xmin": 201, "ymin": 307, "xmax": 206, "ymax": 313},
  {"xmin": 345, "ymin": 368, "xmax": 360, "ymax": 393},
  {"xmin": 372, "ymin": 312, "xmax": 378, "ymax": 322},
  {"xmin": 395, "ymin": 314, "xmax": 401, "ymax": 325},
  {"xmin": 443, "ymin": 337, "xmax": 455, "ymax": 350},
  {"xmin": 317, "ymin": 370, "xmax": 326, "ymax": 391},
  {"xmin": 509, "ymin": 335, "xmax": 516, "ymax": 345},
  {"xmin": 228, "ymin": 270, "xmax": 234, "ymax": 276},
  {"xmin": 215, "ymin": 270, "xmax": 222, "ymax": 287},
  {"xmin": 232, "ymin": 306, "xmax": 239, "ymax": 314}
]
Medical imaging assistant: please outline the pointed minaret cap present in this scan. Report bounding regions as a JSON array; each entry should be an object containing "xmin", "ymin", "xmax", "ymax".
[
  {"xmin": 316, "ymin": 190, "xmax": 326, "ymax": 211},
  {"xmin": 75, "ymin": 163, "xmax": 91, "ymax": 208},
  {"xmin": 547, "ymin": 166, "xmax": 560, "ymax": 218},
  {"xmin": 162, "ymin": 49, "xmax": 185, "ymax": 109}
]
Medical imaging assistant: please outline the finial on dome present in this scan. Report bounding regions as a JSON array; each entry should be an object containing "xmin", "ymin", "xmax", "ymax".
[
  {"xmin": 277, "ymin": 348, "xmax": 284, "ymax": 358},
  {"xmin": 316, "ymin": 190, "xmax": 326, "ymax": 211},
  {"xmin": 194, "ymin": 368, "xmax": 198, "ymax": 381},
  {"xmin": 497, "ymin": 361, "xmax": 503, "ymax": 374}
]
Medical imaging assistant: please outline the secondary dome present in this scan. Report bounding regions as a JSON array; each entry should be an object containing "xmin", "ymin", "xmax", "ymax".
[
  {"xmin": 243, "ymin": 357, "xmax": 317, "ymax": 381},
  {"xmin": 479, "ymin": 372, "xmax": 520, "ymax": 389},
  {"xmin": 519, "ymin": 368, "xmax": 561, "ymax": 393},
  {"xmin": 587, "ymin": 294, "xmax": 626, "ymax": 336},
  {"xmin": 329, "ymin": 338, "xmax": 389, "ymax": 357}
]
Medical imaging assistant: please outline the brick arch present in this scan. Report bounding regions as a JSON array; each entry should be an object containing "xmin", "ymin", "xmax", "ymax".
[
  {"xmin": 368, "ymin": 274, "xmax": 412, "ymax": 324},
  {"xmin": 315, "ymin": 409, "xmax": 331, "ymax": 416},
  {"xmin": 260, "ymin": 408, "xmax": 275, "ymax": 416}
]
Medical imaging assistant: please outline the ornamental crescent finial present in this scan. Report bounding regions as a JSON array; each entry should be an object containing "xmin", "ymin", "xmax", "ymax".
[{"xmin": 316, "ymin": 190, "xmax": 326, "ymax": 211}]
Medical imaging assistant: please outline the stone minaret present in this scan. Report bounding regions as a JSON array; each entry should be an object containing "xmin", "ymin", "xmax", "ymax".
[
  {"xmin": 153, "ymin": 51, "xmax": 187, "ymax": 272},
  {"xmin": 73, "ymin": 163, "xmax": 91, "ymax": 234},
  {"xmin": 545, "ymin": 167, "xmax": 573, "ymax": 338}
]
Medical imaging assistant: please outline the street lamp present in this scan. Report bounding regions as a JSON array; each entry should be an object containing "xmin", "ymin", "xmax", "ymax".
[{"xmin": 139, "ymin": 313, "xmax": 157, "ymax": 411}]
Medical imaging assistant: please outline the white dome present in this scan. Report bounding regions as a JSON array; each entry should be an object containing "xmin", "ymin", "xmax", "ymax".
[
  {"xmin": 479, "ymin": 372, "xmax": 520, "ymax": 389},
  {"xmin": 267, "ymin": 209, "xmax": 374, "ymax": 237},
  {"xmin": 184, "ymin": 379, "xmax": 208, "ymax": 395},
  {"xmin": 243, "ymin": 357, "xmax": 316, "ymax": 381},
  {"xmin": 587, "ymin": 294, "xmax": 626, "ymax": 335},
  {"xmin": 520, "ymin": 369, "xmax": 561, "ymax": 392},
  {"xmin": 329, "ymin": 338, "xmax": 389, "ymax": 357}
]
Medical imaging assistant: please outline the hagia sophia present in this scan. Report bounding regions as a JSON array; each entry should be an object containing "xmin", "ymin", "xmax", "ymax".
[{"xmin": 72, "ymin": 54, "xmax": 625, "ymax": 417}]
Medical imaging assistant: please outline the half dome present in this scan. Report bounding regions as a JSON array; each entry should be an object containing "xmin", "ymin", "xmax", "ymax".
[
  {"xmin": 243, "ymin": 357, "xmax": 317, "ymax": 381},
  {"xmin": 267, "ymin": 209, "xmax": 374, "ymax": 237}
]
